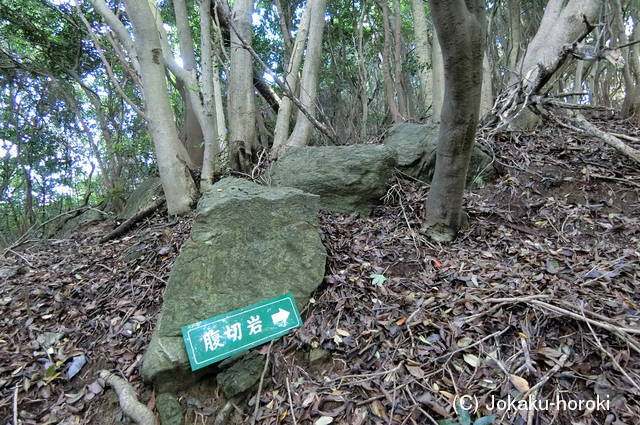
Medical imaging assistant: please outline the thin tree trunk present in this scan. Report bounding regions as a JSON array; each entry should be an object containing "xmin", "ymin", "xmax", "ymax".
[
  {"xmin": 199, "ymin": 0, "xmax": 220, "ymax": 191},
  {"xmin": 431, "ymin": 30, "xmax": 444, "ymax": 122},
  {"xmin": 123, "ymin": 0, "xmax": 197, "ymax": 215},
  {"xmin": 228, "ymin": 0, "xmax": 257, "ymax": 172},
  {"xmin": 379, "ymin": 0, "xmax": 402, "ymax": 123},
  {"xmin": 391, "ymin": 0, "xmax": 408, "ymax": 118},
  {"xmin": 356, "ymin": 0, "xmax": 369, "ymax": 139},
  {"xmin": 173, "ymin": 0, "xmax": 204, "ymax": 166},
  {"xmin": 422, "ymin": 0, "xmax": 486, "ymax": 241},
  {"xmin": 271, "ymin": 0, "xmax": 313, "ymax": 157},
  {"xmin": 411, "ymin": 0, "xmax": 433, "ymax": 111},
  {"xmin": 507, "ymin": 0, "xmax": 522, "ymax": 75},
  {"xmin": 286, "ymin": 0, "xmax": 328, "ymax": 148}
]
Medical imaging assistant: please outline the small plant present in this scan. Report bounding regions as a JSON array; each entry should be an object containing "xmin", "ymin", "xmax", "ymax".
[
  {"xmin": 438, "ymin": 402, "xmax": 496, "ymax": 425},
  {"xmin": 369, "ymin": 273, "xmax": 388, "ymax": 285}
]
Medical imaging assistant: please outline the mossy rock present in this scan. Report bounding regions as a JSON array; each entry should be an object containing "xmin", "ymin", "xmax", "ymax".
[
  {"xmin": 142, "ymin": 178, "xmax": 326, "ymax": 391},
  {"xmin": 270, "ymin": 145, "xmax": 397, "ymax": 214}
]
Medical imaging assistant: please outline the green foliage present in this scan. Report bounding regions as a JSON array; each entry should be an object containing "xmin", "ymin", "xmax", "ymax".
[{"xmin": 369, "ymin": 273, "xmax": 388, "ymax": 285}]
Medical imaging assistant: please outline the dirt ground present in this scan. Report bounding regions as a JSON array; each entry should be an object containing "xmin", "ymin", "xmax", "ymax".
[{"xmin": 1, "ymin": 115, "xmax": 639, "ymax": 425}]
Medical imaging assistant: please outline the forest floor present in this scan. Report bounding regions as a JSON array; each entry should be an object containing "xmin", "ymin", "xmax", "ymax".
[{"xmin": 1, "ymin": 115, "xmax": 639, "ymax": 425}]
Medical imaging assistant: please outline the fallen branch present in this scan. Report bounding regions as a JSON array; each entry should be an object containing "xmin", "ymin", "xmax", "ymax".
[
  {"xmin": 483, "ymin": 297, "xmax": 640, "ymax": 335},
  {"xmin": 99, "ymin": 371, "xmax": 155, "ymax": 425},
  {"xmin": 569, "ymin": 113, "xmax": 640, "ymax": 165},
  {"xmin": 99, "ymin": 198, "xmax": 164, "ymax": 243}
]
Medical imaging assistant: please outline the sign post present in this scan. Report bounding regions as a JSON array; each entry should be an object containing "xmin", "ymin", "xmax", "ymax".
[{"xmin": 181, "ymin": 293, "xmax": 303, "ymax": 371}]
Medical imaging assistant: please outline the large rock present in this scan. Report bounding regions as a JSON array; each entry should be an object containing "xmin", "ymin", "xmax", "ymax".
[
  {"xmin": 142, "ymin": 177, "xmax": 326, "ymax": 391},
  {"xmin": 119, "ymin": 177, "xmax": 164, "ymax": 219},
  {"xmin": 55, "ymin": 208, "xmax": 108, "ymax": 237},
  {"xmin": 270, "ymin": 145, "xmax": 396, "ymax": 214},
  {"xmin": 383, "ymin": 123, "xmax": 496, "ymax": 187}
]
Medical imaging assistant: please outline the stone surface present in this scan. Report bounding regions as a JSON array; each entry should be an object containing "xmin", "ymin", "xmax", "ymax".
[
  {"xmin": 383, "ymin": 123, "xmax": 496, "ymax": 187},
  {"xmin": 56, "ymin": 208, "xmax": 107, "ymax": 237},
  {"xmin": 156, "ymin": 393, "xmax": 184, "ymax": 425},
  {"xmin": 216, "ymin": 352, "xmax": 266, "ymax": 398},
  {"xmin": 270, "ymin": 145, "xmax": 396, "ymax": 214},
  {"xmin": 120, "ymin": 177, "xmax": 164, "ymax": 219},
  {"xmin": 142, "ymin": 177, "xmax": 326, "ymax": 391}
]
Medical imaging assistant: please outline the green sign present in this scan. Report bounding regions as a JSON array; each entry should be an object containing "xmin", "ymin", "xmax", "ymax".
[{"xmin": 181, "ymin": 293, "xmax": 303, "ymax": 371}]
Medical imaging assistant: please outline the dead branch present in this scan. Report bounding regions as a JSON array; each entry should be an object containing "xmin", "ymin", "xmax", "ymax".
[
  {"xmin": 99, "ymin": 371, "xmax": 155, "ymax": 425},
  {"xmin": 99, "ymin": 198, "xmax": 164, "ymax": 243},
  {"xmin": 569, "ymin": 113, "xmax": 640, "ymax": 165}
]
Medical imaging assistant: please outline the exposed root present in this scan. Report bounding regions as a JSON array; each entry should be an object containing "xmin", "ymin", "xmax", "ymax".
[{"xmin": 99, "ymin": 370, "xmax": 155, "ymax": 425}]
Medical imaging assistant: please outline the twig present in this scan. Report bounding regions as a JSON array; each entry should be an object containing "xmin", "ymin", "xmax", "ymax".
[
  {"xmin": 251, "ymin": 341, "xmax": 273, "ymax": 425},
  {"xmin": 483, "ymin": 297, "xmax": 640, "ymax": 335},
  {"xmin": 13, "ymin": 385, "xmax": 18, "ymax": 425},
  {"xmin": 428, "ymin": 327, "xmax": 510, "ymax": 366},
  {"xmin": 582, "ymin": 310, "xmax": 640, "ymax": 393},
  {"xmin": 285, "ymin": 377, "xmax": 297, "ymax": 425}
]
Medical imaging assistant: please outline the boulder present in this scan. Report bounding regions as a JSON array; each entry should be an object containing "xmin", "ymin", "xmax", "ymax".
[
  {"xmin": 383, "ymin": 123, "xmax": 496, "ymax": 187},
  {"xmin": 120, "ymin": 177, "xmax": 164, "ymax": 219},
  {"xmin": 56, "ymin": 208, "xmax": 107, "ymax": 237},
  {"xmin": 142, "ymin": 177, "xmax": 326, "ymax": 391},
  {"xmin": 270, "ymin": 145, "xmax": 396, "ymax": 214}
]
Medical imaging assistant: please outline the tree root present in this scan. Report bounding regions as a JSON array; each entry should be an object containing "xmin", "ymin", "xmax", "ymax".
[{"xmin": 99, "ymin": 370, "xmax": 155, "ymax": 425}]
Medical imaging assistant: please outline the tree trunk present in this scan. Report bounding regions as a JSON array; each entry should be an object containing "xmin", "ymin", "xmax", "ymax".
[
  {"xmin": 173, "ymin": 0, "xmax": 204, "ymax": 167},
  {"xmin": 271, "ymin": 0, "xmax": 313, "ymax": 157},
  {"xmin": 411, "ymin": 0, "xmax": 433, "ymax": 112},
  {"xmin": 422, "ymin": 0, "xmax": 486, "ymax": 242},
  {"xmin": 507, "ymin": 0, "xmax": 522, "ymax": 75},
  {"xmin": 123, "ymin": 0, "xmax": 197, "ymax": 215},
  {"xmin": 22, "ymin": 166, "xmax": 36, "ymax": 226},
  {"xmin": 516, "ymin": 0, "xmax": 602, "ymax": 92},
  {"xmin": 228, "ymin": 0, "xmax": 257, "ymax": 172},
  {"xmin": 391, "ymin": 0, "xmax": 408, "ymax": 119},
  {"xmin": 286, "ymin": 0, "xmax": 328, "ymax": 148},
  {"xmin": 480, "ymin": 52, "xmax": 494, "ymax": 118},
  {"xmin": 431, "ymin": 30, "xmax": 444, "ymax": 122},
  {"xmin": 379, "ymin": 0, "xmax": 402, "ymax": 123},
  {"xmin": 199, "ymin": 0, "xmax": 221, "ymax": 191}
]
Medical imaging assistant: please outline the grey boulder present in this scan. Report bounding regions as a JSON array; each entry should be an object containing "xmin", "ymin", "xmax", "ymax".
[
  {"xmin": 383, "ymin": 123, "xmax": 496, "ymax": 187},
  {"xmin": 270, "ymin": 145, "xmax": 396, "ymax": 214},
  {"xmin": 141, "ymin": 177, "xmax": 326, "ymax": 392}
]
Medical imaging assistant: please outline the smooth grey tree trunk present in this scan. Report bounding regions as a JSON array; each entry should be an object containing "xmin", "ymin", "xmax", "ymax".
[
  {"xmin": 123, "ymin": 0, "xmax": 197, "ymax": 215},
  {"xmin": 173, "ymin": 0, "xmax": 205, "ymax": 167},
  {"xmin": 411, "ymin": 0, "xmax": 433, "ymax": 111},
  {"xmin": 422, "ymin": 0, "xmax": 486, "ymax": 241},
  {"xmin": 286, "ymin": 0, "xmax": 328, "ymax": 148},
  {"xmin": 271, "ymin": 0, "xmax": 313, "ymax": 157}
]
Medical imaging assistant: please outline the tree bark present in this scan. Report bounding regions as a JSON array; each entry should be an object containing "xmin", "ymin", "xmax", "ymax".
[
  {"xmin": 271, "ymin": 0, "xmax": 313, "ymax": 157},
  {"xmin": 286, "ymin": 0, "xmax": 328, "ymax": 148},
  {"xmin": 122, "ymin": 0, "xmax": 197, "ymax": 215},
  {"xmin": 199, "ymin": 0, "xmax": 221, "ymax": 191},
  {"xmin": 507, "ymin": 0, "xmax": 522, "ymax": 74},
  {"xmin": 173, "ymin": 0, "xmax": 205, "ymax": 167},
  {"xmin": 431, "ymin": 30, "xmax": 444, "ymax": 122},
  {"xmin": 411, "ymin": 0, "xmax": 433, "ymax": 111},
  {"xmin": 228, "ymin": 0, "xmax": 257, "ymax": 172},
  {"xmin": 379, "ymin": 0, "xmax": 402, "ymax": 123},
  {"xmin": 422, "ymin": 0, "xmax": 486, "ymax": 242},
  {"xmin": 516, "ymin": 0, "xmax": 602, "ymax": 92}
]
